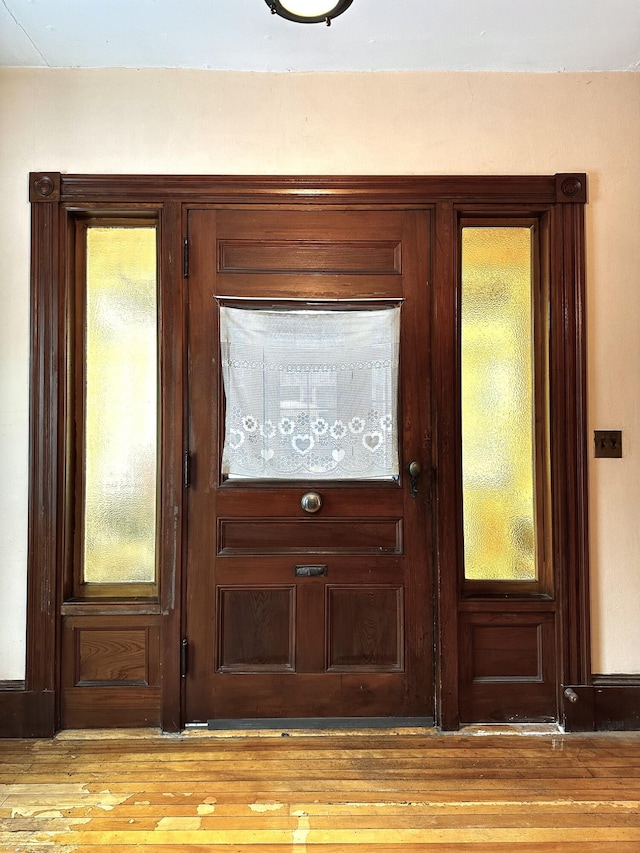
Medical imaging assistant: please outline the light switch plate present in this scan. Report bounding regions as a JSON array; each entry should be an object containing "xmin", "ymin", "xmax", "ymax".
[{"xmin": 594, "ymin": 430, "xmax": 622, "ymax": 458}]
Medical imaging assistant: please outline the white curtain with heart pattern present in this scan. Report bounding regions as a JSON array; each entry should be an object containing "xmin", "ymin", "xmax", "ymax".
[{"xmin": 219, "ymin": 305, "xmax": 400, "ymax": 480}]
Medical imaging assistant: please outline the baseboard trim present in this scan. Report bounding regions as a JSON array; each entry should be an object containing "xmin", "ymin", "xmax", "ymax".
[
  {"xmin": 0, "ymin": 688, "xmax": 56, "ymax": 738},
  {"xmin": 563, "ymin": 676, "xmax": 640, "ymax": 732},
  {"xmin": 3, "ymin": 678, "xmax": 638, "ymax": 737}
]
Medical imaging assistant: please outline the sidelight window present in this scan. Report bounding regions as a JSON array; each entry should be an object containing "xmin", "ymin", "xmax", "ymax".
[
  {"xmin": 461, "ymin": 225, "xmax": 549, "ymax": 586},
  {"xmin": 79, "ymin": 224, "xmax": 158, "ymax": 592}
]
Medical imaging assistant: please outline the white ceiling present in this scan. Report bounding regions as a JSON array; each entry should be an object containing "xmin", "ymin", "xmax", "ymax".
[{"xmin": 1, "ymin": 0, "xmax": 639, "ymax": 73}]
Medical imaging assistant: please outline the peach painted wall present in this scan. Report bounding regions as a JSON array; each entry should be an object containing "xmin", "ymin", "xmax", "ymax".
[{"xmin": 1, "ymin": 69, "xmax": 638, "ymax": 679}]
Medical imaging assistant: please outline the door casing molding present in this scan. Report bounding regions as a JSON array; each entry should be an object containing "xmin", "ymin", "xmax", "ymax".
[{"xmin": 18, "ymin": 172, "xmax": 589, "ymax": 735}]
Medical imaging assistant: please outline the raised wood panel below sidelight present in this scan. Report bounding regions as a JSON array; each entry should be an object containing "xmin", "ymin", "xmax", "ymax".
[
  {"xmin": 61, "ymin": 615, "xmax": 161, "ymax": 728},
  {"xmin": 470, "ymin": 624, "xmax": 543, "ymax": 681},
  {"xmin": 76, "ymin": 628, "xmax": 149, "ymax": 685},
  {"xmin": 458, "ymin": 610, "xmax": 557, "ymax": 723}
]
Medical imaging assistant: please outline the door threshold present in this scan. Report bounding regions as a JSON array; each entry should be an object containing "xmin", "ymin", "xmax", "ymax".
[
  {"xmin": 457, "ymin": 722, "xmax": 563, "ymax": 736},
  {"xmin": 204, "ymin": 716, "xmax": 435, "ymax": 734}
]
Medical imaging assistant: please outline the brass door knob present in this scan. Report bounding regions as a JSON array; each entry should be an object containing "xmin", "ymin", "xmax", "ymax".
[{"xmin": 301, "ymin": 492, "xmax": 322, "ymax": 514}]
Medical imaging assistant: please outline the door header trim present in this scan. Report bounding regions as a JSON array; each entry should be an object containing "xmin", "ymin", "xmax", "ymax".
[{"xmin": 30, "ymin": 172, "xmax": 587, "ymax": 206}]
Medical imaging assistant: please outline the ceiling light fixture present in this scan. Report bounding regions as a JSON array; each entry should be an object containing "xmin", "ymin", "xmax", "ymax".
[{"xmin": 266, "ymin": 0, "xmax": 353, "ymax": 26}]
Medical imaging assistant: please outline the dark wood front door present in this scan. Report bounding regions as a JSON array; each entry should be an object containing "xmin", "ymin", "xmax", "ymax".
[{"xmin": 184, "ymin": 207, "xmax": 432, "ymax": 722}]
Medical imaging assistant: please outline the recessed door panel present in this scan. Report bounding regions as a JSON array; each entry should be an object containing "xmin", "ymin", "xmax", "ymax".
[
  {"xmin": 217, "ymin": 518, "xmax": 403, "ymax": 555},
  {"xmin": 327, "ymin": 585, "xmax": 404, "ymax": 671},
  {"xmin": 217, "ymin": 586, "xmax": 295, "ymax": 672}
]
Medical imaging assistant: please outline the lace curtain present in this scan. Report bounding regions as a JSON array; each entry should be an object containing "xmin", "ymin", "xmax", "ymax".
[{"xmin": 220, "ymin": 306, "xmax": 400, "ymax": 480}]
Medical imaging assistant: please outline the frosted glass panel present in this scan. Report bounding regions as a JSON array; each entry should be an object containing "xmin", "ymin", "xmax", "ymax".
[
  {"xmin": 461, "ymin": 227, "xmax": 536, "ymax": 581},
  {"xmin": 220, "ymin": 306, "xmax": 399, "ymax": 480},
  {"xmin": 83, "ymin": 227, "xmax": 157, "ymax": 585}
]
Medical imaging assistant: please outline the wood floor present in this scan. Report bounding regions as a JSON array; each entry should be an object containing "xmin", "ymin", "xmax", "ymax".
[{"xmin": 2, "ymin": 728, "xmax": 640, "ymax": 851}]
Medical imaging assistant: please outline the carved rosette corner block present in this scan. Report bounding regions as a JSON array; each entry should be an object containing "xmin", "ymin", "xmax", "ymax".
[
  {"xmin": 555, "ymin": 173, "xmax": 587, "ymax": 204},
  {"xmin": 30, "ymin": 172, "xmax": 61, "ymax": 203}
]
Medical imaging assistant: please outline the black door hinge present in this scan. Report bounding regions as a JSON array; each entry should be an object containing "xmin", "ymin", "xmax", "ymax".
[
  {"xmin": 183, "ymin": 451, "xmax": 191, "ymax": 489},
  {"xmin": 180, "ymin": 638, "xmax": 188, "ymax": 678},
  {"xmin": 183, "ymin": 235, "xmax": 189, "ymax": 278}
]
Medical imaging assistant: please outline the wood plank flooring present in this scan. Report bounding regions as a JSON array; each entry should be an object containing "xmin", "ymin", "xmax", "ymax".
[{"xmin": 1, "ymin": 729, "xmax": 640, "ymax": 850}]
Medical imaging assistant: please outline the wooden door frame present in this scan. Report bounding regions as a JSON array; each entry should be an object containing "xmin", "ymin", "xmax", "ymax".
[{"xmin": 20, "ymin": 172, "xmax": 589, "ymax": 735}]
